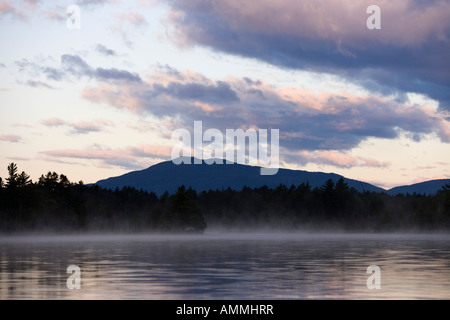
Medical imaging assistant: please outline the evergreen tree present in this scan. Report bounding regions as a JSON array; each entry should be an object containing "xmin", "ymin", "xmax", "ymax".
[
  {"xmin": 59, "ymin": 174, "xmax": 71, "ymax": 187},
  {"xmin": 17, "ymin": 171, "xmax": 31, "ymax": 187},
  {"xmin": 39, "ymin": 171, "xmax": 59, "ymax": 190},
  {"xmin": 5, "ymin": 163, "xmax": 18, "ymax": 189},
  {"xmin": 321, "ymin": 179, "xmax": 335, "ymax": 193},
  {"xmin": 167, "ymin": 185, "xmax": 206, "ymax": 232},
  {"xmin": 335, "ymin": 178, "xmax": 349, "ymax": 193}
]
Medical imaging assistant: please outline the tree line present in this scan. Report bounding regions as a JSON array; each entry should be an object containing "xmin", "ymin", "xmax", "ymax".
[{"xmin": 1, "ymin": 163, "xmax": 449, "ymax": 233}]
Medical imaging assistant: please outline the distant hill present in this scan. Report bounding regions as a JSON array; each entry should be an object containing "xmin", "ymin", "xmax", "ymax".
[
  {"xmin": 95, "ymin": 157, "xmax": 384, "ymax": 195},
  {"xmin": 387, "ymin": 179, "xmax": 450, "ymax": 196}
]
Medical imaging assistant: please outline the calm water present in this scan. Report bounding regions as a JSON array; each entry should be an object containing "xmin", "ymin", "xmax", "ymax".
[{"xmin": 0, "ymin": 232, "xmax": 449, "ymax": 299}]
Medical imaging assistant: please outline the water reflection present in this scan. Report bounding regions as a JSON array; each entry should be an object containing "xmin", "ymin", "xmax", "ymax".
[{"xmin": 0, "ymin": 233, "xmax": 449, "ymax": 299}]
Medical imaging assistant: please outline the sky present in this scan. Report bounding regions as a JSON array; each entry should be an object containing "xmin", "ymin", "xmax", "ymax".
[{"xmin": 0, "ymin": 0, "xmax": 449, "ymax": 190}]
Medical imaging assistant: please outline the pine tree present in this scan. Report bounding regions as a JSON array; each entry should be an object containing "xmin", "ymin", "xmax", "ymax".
[
  {"xmin": 59, "ymin": 174, "xmax": 70, "ymax": 187},
  {"xmin": 167, "ymin": 185, "xmax": 206, "ymax": 232},
  {"xmin": 5, "ymin": 163, "xmax": 18, "ymax": 189},
  {"xmin": 17, "ymin": 171, "xmax": 31, "ymax": 187},
  {"xmin": 39, "ymin": 171, "xmax": 59, "ymax": 190}
]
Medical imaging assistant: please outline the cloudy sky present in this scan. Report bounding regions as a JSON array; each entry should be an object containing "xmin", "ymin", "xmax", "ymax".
[{"xmin": 0, "ymin": 0, "xmax": 449, "ymax": 189}]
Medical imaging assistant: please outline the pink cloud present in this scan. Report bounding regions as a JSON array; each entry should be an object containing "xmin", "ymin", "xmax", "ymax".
[
  {"xmin": 40, "ymin": 117, "xmax": 114, "ymax": 134},
  {"xmin": 117, "ymin": 12, "xmax": 147, "ymax": 27},
  {"xmin": 42, "ymin": 148, "xmax": 127, "ymax": 160},
  {"xmin": 165, "ymin": 0, "xmax": 450, "ymax": 48},
  {"xmin": 128, "ymin": 144, "xmax": 173, "ymax": 158},
  {"xmin": 298, "ymin": 150, "xmax": 390, "ymax": 168},
  {"xmin": 41, "ymin": 117, "xmax": 66, "ymax": 127},
  {"xmin": 113, "ymin": 11, "xmax": 148, "ymax": 46},
  {"xmin": 40, "ymin": 143, "xmax": 173, "ymax": 170},
  {"xmin": 71, "ymin": 120, "xmax": 113, "ymax": 133},
  {"xmin": 44, "ymin": 10, "xmax": 65, "ymax": 22},
  {"xmin": 82, "ymin": 83, "xmax": 142, "ymax": 113},
  {"xmin": 72, "ymin": 121, "xmax": 102, "ymax": 133},
  {"xmin": 0, "ymin": 134, "xmax": 21, "ymax": 142},
  {"xmin": 0, "ymin": 1, "xmax": 25, "ymax": 19}
]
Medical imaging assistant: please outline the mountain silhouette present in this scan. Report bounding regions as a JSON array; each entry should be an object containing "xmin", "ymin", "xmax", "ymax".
[
  {"xmin": 95, "ymin": 157, "xmax": 385, "ymax": 195},
  {"xmin": 387, "ymin": 179, "xmax": 450, "ymax": 196}
]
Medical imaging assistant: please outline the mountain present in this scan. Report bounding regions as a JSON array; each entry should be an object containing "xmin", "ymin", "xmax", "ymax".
[
  {"xmin": 387, "ymin": 179, "xmax": 450, "ymax": 196},
  {"xmin": 95, "ymin": 157, "xmax": 384, "ymax": 195}
]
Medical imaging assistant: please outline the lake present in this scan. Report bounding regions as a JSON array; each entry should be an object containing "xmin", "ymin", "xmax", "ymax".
[{"xmin": 0, "ymin": 232, "xmax": 449, "ymax": 299}]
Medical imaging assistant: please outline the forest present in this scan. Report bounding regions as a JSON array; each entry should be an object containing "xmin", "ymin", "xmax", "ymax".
[{"xmin": 1, "ymin": 163, "xmax": 450, "ymax": 233}]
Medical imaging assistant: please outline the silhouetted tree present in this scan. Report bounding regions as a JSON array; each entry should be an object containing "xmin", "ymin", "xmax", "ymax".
[
  {"xmin": 5, "ymin": 163, "xmax": 18, "ymax": 189},
  {"xmin": 17, "ymin": 171, "xmax": 31, "ymax": 188},
  {"xmin": 335, "ymin": 178, "xmax": 349, "ymax": 193},
  {"xmin": 39, "ymin": 171, "xmax": 59, "ymax": 190},
  {"xmin": 166, "ymin": 185, "xmax": 206, "ymax": 232},
  {"xmin": 1, "ymin": 163, "xmax": 450, "ymax": 233},
  {"xmin": 320, "ymin": 179, "xmax": 336, "ymax": 214},
  {"xmin": 321, "ymin": 179, "xmax": 335, "ymax": 193},
  {"xmin": 59, "ymin": 174, "xmax": 71, "ymax": 187}
]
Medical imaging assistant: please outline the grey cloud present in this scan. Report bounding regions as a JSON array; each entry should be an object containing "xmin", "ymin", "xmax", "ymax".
[
  {"xmin": 76, "ymin": 0, "xmax": 113, "ymax": 7},
  {"xmin": 61, "ymin": 54, "xmax": 92, "ymax": 77},
  {"xmin": 15, "ymin": 55, "xmax": 141, "ymax": 84},
  {"xmin": 96, "ymin": 44, "xmax": 117, "ymax": 56},
  {"xmin": 85, "ymin": 68, "xmax": 449, "ymax": 153},
  {"xmin": 61, "ymin": 54, "xmax": 141, "ymax": 82},
  {"xmin": 95, "ymin": 67, "xmax": 141, "ymax": 82},
  {"xmin": 153, "ymin": 81, "xmax": 239, "ymax": 104},
  {"xmin": 43, "ymin": 67, "xmax": 64, "ymax": 81},
  {"xmin": 25, "ymin": 80, "xmax": 54, "ymax": 89},
  {"xmin": 163, "ymin": 0, "xmax": 450, "ymax": 110}
]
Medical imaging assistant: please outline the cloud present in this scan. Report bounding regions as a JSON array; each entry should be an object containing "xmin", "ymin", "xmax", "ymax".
[
  {"xmin": 61, "ymin": 54, "xmax": 142, "ymax": 82},
  {"xmin": 94, "ymin": 67, "xmax": 141, "ymax": 82},
  {"xmin": 15, "ymin": 54, "xmax": 141, "ymax": 84},
  {"xmin": 128, "ymin": 144, "xmax": 174, "ymax": 158},
  {"xmin": 7, "ymin": 156, "xmax": 31, "ymax": 161},
  {"xmin": 113, "ymin": 12, "xmax": 148, "ymax": 47},
  {"xmin": 61, "ymin": 54, "xmax": 92, "ymax": 77},
  {"xmin": 0, "ymin": 1, "xmax": 25, "ymax": 19},
  {"xmin": 15, "ymin": 58, "xmax": 65, "ymax": 81},
  {"xmin": 117, "ymin": 12, "xmax": 147, "ymax": 27},
  {"xmin": 293, "ymin": 150, "xmax": 390, "ymax": 168},
  {"xmin": 0, "ymin": 134, "xmax": 21, "ymax": 142},
  {"xmin": 43, "ymin": 9, "xmax": 65, "ymax": 21},
  {"xmin": 70, "ymin": 119, "xmax": 113, "ymax": 134},
  {"xmin": 40, "ymin": 118, "xmax": 66, "ymax": 127},
  {"xmin": 95, "ymin": 44, "xmax": 117, "ymax": 56},
  {"xmin": 81, "ymin": 67, "xmax": 450, "ymax": 155},
  {"xmin": 25, "ymin": 80, "xmax": 54, "ymax": 89},
  {"xmin": 76, "ymin": 0, "xmax": 116, "ymax": 8},
  {"xmin": 40, "ymin": 118, "xmax": 113, "ymax": 134},
  {"xmin": 162, "ymin": 0, "xmax": 450, "ymax": 110},
  {"xmin": 152, "ymin": 81, "xmax": 239, "ymax": 104},
  {"xmin": 40, "ymin": 144, "xmax": 172, "ymax": 170}
]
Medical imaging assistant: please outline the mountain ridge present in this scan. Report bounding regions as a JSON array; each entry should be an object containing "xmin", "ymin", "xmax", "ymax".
[{"xmin": 95, "ymin": 157, "xmax": 449, "ymax": 196}]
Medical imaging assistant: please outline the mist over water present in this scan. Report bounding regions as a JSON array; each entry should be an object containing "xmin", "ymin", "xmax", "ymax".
[{"xmin": 1, "ymin": 231, "xmax": 449, "ymax": 299}]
